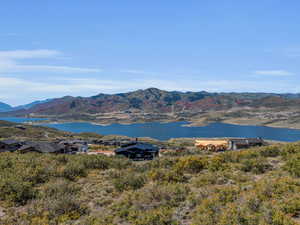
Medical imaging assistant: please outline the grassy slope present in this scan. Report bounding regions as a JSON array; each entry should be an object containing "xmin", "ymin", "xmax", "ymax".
[
  {"xmin": 0, "ymin": 143, "xmax": 299, "ymax": 225},
  {"xmin": 0, "ymin": 120, "xmax": 104, "ymax": 141}
]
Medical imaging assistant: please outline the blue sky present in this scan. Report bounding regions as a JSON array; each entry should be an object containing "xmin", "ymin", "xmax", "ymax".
[{"xmin": 0, "ymin": 0, "xmax": 299, "ymax": 105}]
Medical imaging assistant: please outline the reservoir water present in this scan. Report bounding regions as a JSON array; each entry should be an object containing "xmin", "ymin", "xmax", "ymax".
[{"xmin": 1, "ymin": 117, "xmax": 300, "ymax": 142}]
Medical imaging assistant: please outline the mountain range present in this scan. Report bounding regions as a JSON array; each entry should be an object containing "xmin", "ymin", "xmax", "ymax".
[
  {"xmin": 2, "ymin": 88, "xmax": 300, "ymax": 116},
  {"xmin": 0, "ymin": 99, "xmax": 52, "ymax": 113}
]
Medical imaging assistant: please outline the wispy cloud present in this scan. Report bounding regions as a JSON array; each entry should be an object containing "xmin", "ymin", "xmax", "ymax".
[
  {"xmin": 0, "ymin": 33, "xmax": 19, "ymax": 37},
  {"xmin": 120, "ymin": 69, "xmax": 160, "ymax": 76},
  {"xmin": 0, "ymin": 49, "xmax": 60, "ymax": 59},
  {"xmin": 283, "ymin": 47, "xmax": 300, "ymax": 58},
  {"xmin": 0, "ymin": 49, "xmax": 102, "ymax": 74},
  {"xmin": 254, "ymin": 70, "xmax": 294, "ymax": 76},
  {"xmin": 120, "ymin": 69, "xmax": 151, "ymax": 75}
]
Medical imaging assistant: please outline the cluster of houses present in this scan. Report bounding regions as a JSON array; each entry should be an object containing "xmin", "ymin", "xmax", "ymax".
[
  {"xmin": 0, "ymin": 138, "xmax": 160, "ymax": 160},
  {"xmin": 0, "ymin": 139, "xmax": 88, "ymax": 154},
  {"xmin": 0, "ymin": 136, "xmax": 265, "ymax": 160}
]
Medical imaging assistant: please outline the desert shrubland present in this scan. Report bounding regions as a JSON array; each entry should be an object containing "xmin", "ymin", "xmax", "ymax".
[{"xmin": 0, "ymin": 142, "xmax": 300, "ymax": 224}]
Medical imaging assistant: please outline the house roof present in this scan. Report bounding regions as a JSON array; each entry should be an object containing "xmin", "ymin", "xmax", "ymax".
[
  {"xmin": 0, "ymin": 139, "xmax": 22, "ymax": 145},
  {"xmin": 59, "ymin": 140, "xmax": 87, "ymax": 145},
  {"xmin": 115, "ymin": 142, "xmax": 159, "ymax": 153},
  {"xmin": 229, "ymin": 138, "xmax": 263, "ymax": 145},
  {"xmin": 18, "ymin": 142, "xmax": 62, "ymax": 153},
  {"xmin": 195, "ymin": 139, "xmax": 228, "ymax": 146}
]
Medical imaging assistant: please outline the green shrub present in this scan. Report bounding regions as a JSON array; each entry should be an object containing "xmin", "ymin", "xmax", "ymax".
[
  {"xmin": 132, "ymin": 207, "xmax": 177, "ymax": 225},
  {"xmin": 109, "ymin": 156, "xmax": 133, "ymax": 169},
  {"xmin": 207, "ymin": 155, "xmax": 228, "ymax": 172},
  {"xmin": 40, "ymin": 179, "xmax": 85, "ymax": 218},
  {"xmin": 259, "ymin": 145, "xmax": 281, "ymax": 157},
  {"xmin": 81, "ymin": 155, "xmax": 110, "ymax": 170},
  {"xmin": 279, "ymin": 196, "xmax": 300, "ymax": 217},
  {"xmin": 0, "ymin": 176, "xmax": 36, "ymax": 205},
  {"xmin": 281, "ymin": 143, "xmax": 300, "ymax": 159},
  {"xmin": 220, "ymin": 150, "xmax": 260, "ymax": 164},
  {"xmin": 112, "ymin": 182, "xmax": 189, "ymax": 219},
  {"xmin": 215, "ymin": 185, "xmax": 240, "ymax": 204},
  {"xmin": 263, "ymin": 206, "xmax": 297, "ymax": 225},
  {"xmin": 192, "ymin": 196, "xmax": 221, "ymax": 225},
  {"xmin": 113, "ymin": 172, "xmax": 146, "ymax": 192},
  {"xmin": 61, "ymin": 161, "xmax": 87, "ymax": 181},
  {"xmin": 40, "ymin": 178, "xmax": 80, "ymax": 199},
  {"xmin": 173, "ymin": 156, "xmax": 207, "ymax": 173},
  {"xmin": 55, "ymin": 154, "xmax": 69, "ymax": 164},
  {"xmin": 254, "ymin": 177, "xmax": 299, "ymax": 201},
  {"xmin": 136, "ymin": 183, "xmax": 189, "ymax": 208},
  {"xmin": 148, "ymin": 168, "xmax": 187, "ymax": 183},
  {"xmin": 284, "ymin": 153, "xmax": 300, "ymax": 177},
  {"xmin": 146, "ymin": 157, "xmax": 178, "ymax": 170},
  {"xmin": 218, "ymin": 203, "xmax": 258, "ymax": 225},
  {"xmin": 21, "ymin": 178, "xmax": 87, "ymax": 223},
  {"xmin": 193, "ymin": 172, "xmax": 228, "ymax": 187},
  {"xmin": 239, "ymin": 158, "xmax": 272, "ymax": 174}
]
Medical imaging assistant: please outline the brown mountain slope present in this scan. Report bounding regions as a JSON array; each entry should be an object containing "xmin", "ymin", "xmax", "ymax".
[{"xmin": 3, "ymin": 88, "xmax": 300, "ymax": 117}]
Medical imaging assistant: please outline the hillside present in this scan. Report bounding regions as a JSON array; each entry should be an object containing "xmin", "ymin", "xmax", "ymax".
[
  {"xmin": 0, "ymin": 120, "xmax": 104, "ymax": 141},
  {"xmin": 3, "ymin": 88, "xmax": 300, "ymax": 128},
  {"xmin": 4, "ymin": 88, "xmax": 300, "ymax": 116},
  {"xmin": 12, "ymin": 99, "xmax": 53, "ymax": 111},
  {"xmin": 0, "ymin": 141, "xmax": 299, "ymax": 224},
  {"xmin": 0, "ymin": 99, "xmax": 53, "ymax": 113}
]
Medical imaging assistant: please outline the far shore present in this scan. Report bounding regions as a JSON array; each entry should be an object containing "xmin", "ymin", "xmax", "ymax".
[{"xmin": 20, "ymin": 116, "xmax": 300, "ymax": 130}]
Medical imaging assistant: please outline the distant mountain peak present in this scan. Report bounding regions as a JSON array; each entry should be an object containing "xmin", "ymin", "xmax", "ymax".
[{"xmin": 0, "ymin": 102, "xmax": 13, "ymax": 112}]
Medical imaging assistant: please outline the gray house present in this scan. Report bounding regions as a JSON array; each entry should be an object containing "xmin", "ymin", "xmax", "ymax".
[
  {"xmin": 17, "ymin": 142, "xmax": 64, "ymax": 154},
  {"xmin": 0, "ymin": 140, "xmax": 24, "ymax": 152},
  {"xmin": 0, "ymin": 139, "xmax": 89, "ymax": 154},
  {"xmin": 228, "ymin": 138, "xmax": 264, "ymax": 150}
]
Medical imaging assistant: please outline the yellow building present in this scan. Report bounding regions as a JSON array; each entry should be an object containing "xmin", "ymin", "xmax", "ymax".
[
  {"xmin": 195, "ymin": 139, "xmax": 228, "ymax": 151},
  {"xmin": 195, "ymin": 138, "xmax": 264, "ymax": 151}
]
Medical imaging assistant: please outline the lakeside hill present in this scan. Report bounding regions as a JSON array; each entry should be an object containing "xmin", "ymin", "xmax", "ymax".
[
  {"xmin": 3, "ymin": 88, "xmax": 300, "ymax": 115},
  {"xmin": 0, "ymin": 120, "xmax": 104, "ymax": 141},
  {"xmin": 2, "ymin": 88, "xmax": 300, "ymax": 128}
]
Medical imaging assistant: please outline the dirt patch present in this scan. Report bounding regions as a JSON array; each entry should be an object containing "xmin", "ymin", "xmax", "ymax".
[{"xmin": 0, "ymin": 206, "xmax": 5, "ymax": 217}]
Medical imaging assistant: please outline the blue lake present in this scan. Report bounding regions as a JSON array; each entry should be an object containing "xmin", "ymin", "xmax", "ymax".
[
  {"xmin": 1, "ymin": 117, "xmax": 300, "ymax": 142},
  {"xmin": 0, "ymin": 117, "xmax": 48, "ymax": 123}
]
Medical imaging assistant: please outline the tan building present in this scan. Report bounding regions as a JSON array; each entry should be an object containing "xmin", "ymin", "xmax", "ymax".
[{"xmin": 195, "ymin": 138, "xmax": 264, "ymax": 151}]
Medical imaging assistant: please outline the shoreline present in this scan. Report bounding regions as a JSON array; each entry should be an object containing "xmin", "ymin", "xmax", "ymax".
[{"xmin": 21, "ymin": 117, "xmax": 300, "ymax": 130}]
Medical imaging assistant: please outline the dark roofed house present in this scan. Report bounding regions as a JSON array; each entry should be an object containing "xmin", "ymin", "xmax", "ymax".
[
  {"xmin": 17, "ymin": 142, "xmax": 64, "ymax": 154},
  {"xmin": 0, "ymin": 139, "xmax": 88, "ymax": 154},
  {"xmin": 0, "ymin": 140, "xmax": 24, "ymax": 152},
  {"xmin": 15, "ymin": 125, "xmax": 26, "ymax": 130},
  {"xmin": 228, "ymin": 138, "xmax": 264, "ymax": 150},
  {"xmin": 58, "ymin": 140, "xmax": 88, "ymax": 154},
  {"xmin": 115, "ymin": 142, "xmax": 159, "ymax": 160},
  {"xmin": 17, "ymin": 140, "xmax": 88, "ymax": 154}
]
